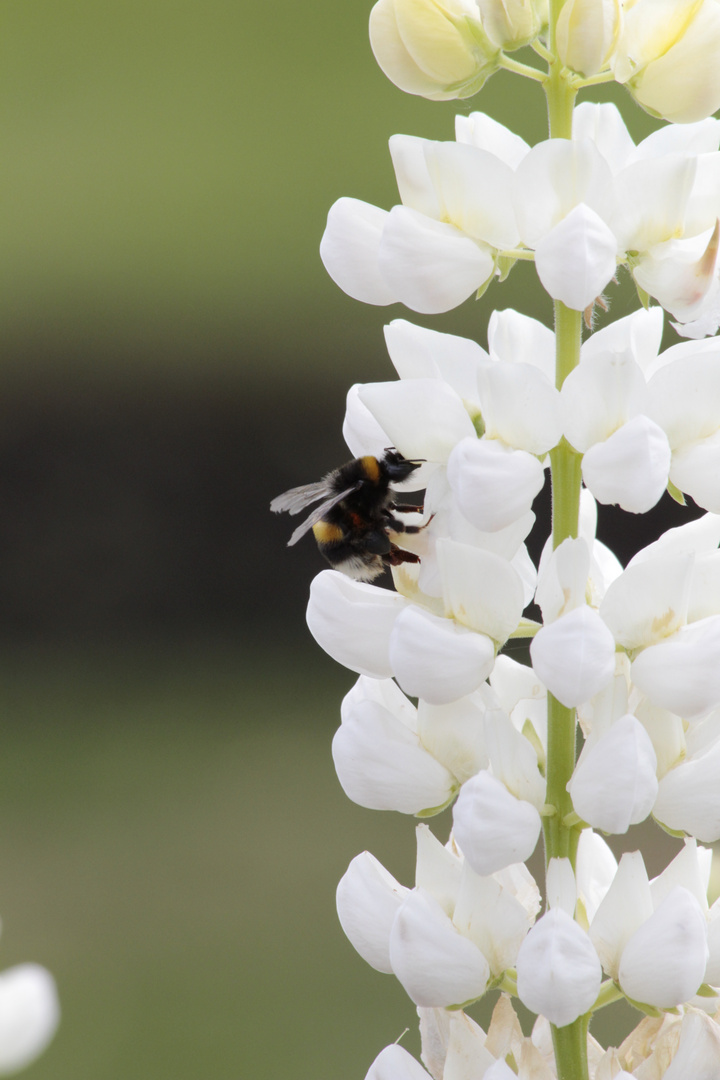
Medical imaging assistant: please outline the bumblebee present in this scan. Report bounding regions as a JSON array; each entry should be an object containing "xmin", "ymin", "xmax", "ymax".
[{"xmin": 270, "ymin": 449, "xmax": 428, "ymax": 581}]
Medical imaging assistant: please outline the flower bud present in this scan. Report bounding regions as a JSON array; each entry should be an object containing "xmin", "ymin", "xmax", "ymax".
[
  {"xmin": 613, "ymin": 0, "xmax": 720, "ymax": 123},
  {"xmin": 556, "ymin": 0, "xmax": 621, "ymax": 77},
  {"xmin": 477, "ymin": 0, "xmax": 547, "ymax": 51},
  {"xmin": 369, "ymin": 0, "xmax": 501, "ymax": 102}
]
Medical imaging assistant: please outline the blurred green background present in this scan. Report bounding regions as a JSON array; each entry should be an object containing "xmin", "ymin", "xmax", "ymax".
[{"xmin": 0, "ymin": 2, "xmax": 708, "ymax": 1078}]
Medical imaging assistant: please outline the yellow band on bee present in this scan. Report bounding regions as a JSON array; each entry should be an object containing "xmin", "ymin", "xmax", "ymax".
[
  {"xmin": 313, "ymin": 521, "xmax": 344, "ymax": 543},
  {"xmin": 360, "ymin": 455, "xmax": 380, "ymax": 482}
]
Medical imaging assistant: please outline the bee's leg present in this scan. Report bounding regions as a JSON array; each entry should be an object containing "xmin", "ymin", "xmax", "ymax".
[
  {"xmin": 387, "ymin": 502, "xmax": 425, "ymax": 515},
  {"xmin": 384, "ymin": 511, "xmax": 434, "ymax": 535},
  {"xmin": 383, "ymin": 544, "xmax": 421, "ymax": 567}
]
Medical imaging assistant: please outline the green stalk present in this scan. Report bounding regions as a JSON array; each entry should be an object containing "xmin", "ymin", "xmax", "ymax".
[{"xmin": 541, "ymin": 8, "xmax": 588, "ymax": 1080}]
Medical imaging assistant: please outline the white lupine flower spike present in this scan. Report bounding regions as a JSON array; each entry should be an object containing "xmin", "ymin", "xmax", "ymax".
[{"xmin": 289, "ymin": 4, "xmax": 720, "ymax": 1079}]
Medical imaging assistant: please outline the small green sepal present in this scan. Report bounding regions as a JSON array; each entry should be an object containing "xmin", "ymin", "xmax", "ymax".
[{"xmin": 667, "ymin": 480, "xmax": 686, "ymax": 506}]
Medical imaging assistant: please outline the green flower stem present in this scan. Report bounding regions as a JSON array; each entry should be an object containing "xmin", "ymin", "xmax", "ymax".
[
  {"xmin": 541, "ymin": 16, "xmax": 589, "ymax": 1080},
  {"xmin": 575, "ymin": 70, "xmax": 616, "ymax": 88},
  {"xmin": 497, "ymin": 54, "xmax": 546, "ymax": 82},
  {"xmin": 552, "ymin": 1014, "xmax": 590, "ymax": 1080}
]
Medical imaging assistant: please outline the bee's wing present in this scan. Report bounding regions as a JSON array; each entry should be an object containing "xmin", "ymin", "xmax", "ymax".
[
  {"xmin": 287, "ymin": 483, "xmax": 361, "ymax": 547},
  {"xmin": 270, "ymin": 480, "xmax": 333, "ymax": 516}
]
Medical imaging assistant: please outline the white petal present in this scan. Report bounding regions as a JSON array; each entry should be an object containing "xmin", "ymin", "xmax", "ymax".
[
  {"xmin": 423, "ymin": 141, "xmax": 520, "ymax": 249},
  {"xmin": 415, "ymin": 823, "xmax": 463, "ymax": 915},
  {"xmin": 599, "ymin": 553, "xmax": 693, "ymax": 650},
  {"xmin": 443, "ymin": 1011, "xmax": 499, "ymax": 1080},
  {"xmin": 650, "ymin": 838, "xmax": 709, "ymax": 914},
  {"xmin": 389, "ymin": 604, "xmax": 495, "ymax": 705},
  {"xmin": 572, "ymin": 101, "xmax": 636, "ymax": 174},
  {"xmin": 455, "ymin": 111, "xmax": 531, "ymax": 168},
  {"xmin": 631, "ymin": 616, "xmax": 720, "ymax": 720},
  {"xmin": 389, "ymin": 888, "xmax": 490, "ymax": 1007},
  {"xmin": 670, "ymin": 435, "xmax": 720, "ymax": 512},
  {"xmin": 567, "ymin": 715, "xmax": 658, "ymax": 834},
  {"xmin": 581, "ymin": 416, "xmax": 671, "ymax": 514},
  {"xmin": 576, "ymin": 829, "xmax": 618, "ymax": 925},
  {"xmin": 320, "ymin": 198, "xmax": 397, "ymax": 305},
  {"xmin": 581, "ymin": 305, "xmax": 664, "ymax": 375},
  {"xmin": 453, "ymin": 864, "xmax": 534, "ymax": 977},
  {"xmin": 633, "ymin": 224, "xmax": 720, "ymax": 323},
  {"xmin": 530, "ymin": 606, "xmax": 616, "ymax": 708},
  {"xmin": 610, "ymin": 154, "xmax": 696, "ymax": 254},
  {"xmin": 359, "ymin": 379, "xmax": 477, "ymax": 463},
  {"xmin": 618, "ymin": 886, "xmax": 708, "ymax": 1007},
  {"xmin": 379, "ymin": 206, "xmax": 494, "ymax": 314},
  {"xmin": 389, "ymin": 134, "xmax": 444, "ymax": 219},
  {"xmin": 654, "ymin": 738, "xmax": 720, "ymax": 842},
  {"xmin": 514, "ymin": 140, "xmax": 615, "ymax": 247},
  {"xmin": 628, "ymin": 510, "xmax": 720, "ymax": 567},
  {"xmin": 452, "ymin": 771, "xmax": 541, "ymax": 876},
  {"xmin": 589, "ymin": 851, "xmax": 653, "ymax": 980},
  {"xmin": 0, "ymin": 965, "xmax": 59, "ymax": 1075},
  {"xmin": 546, "ymin": 857, "xmax": 578, "ymax": 916},
  {"xmin": 336, "ymin": 852, "xmax": 410, "ymax": 973},
  {"xmin": 365, "ymin": 1043, "xmax": 432, "ymax": 1080},
  {"xmin": 487, "ymin": 308, "xmax": 556, "ymax": 384},
  {"xmin": 306, "ymin": 570, "xmax": 406, "ymax": 677},
  {"xmin": 534, "ymin": 204, "xmax": 618, "ymax": 311},
  {"xmin": 534, "ymin": 536, "xmax": 590, "ymax": 624},
  {"xmin": 516, "ymin": 909, "xmax": 602, "ymax": 1027},
  {"xmin": 478, "ymin": 362, "xmax": 563, "ymax": 455},
  {"xmin": 383, "ymin": 318, "xmax": 489, "ymax": 402},
  {"xmin": 416, "ymin": 694, "xmax": 490, "ymax": 785},
  {"xmin": 343, "ymin": 384, "xmax": 393, "ymax": 458},
  {"xmin": 447, "ymin": 438, "xmax": 545, "ymax": 532},
  {"xmin": 484, "ymin": 708, "xmax": 545, "ymax": 809},
  {"xmin": 333, "ymin": 695, "xmax": 456, "ymax": 813},
  {"xmin": 663, "ymin": 1011, "xmax": 720, "ymax": 1080},
  {"xmin": 562, "ymin": 349, "xmax": 649, "ymax": 453},
  {"xmin": 437, "ymin": 539, "xmax": 526, "ymax": 643}
]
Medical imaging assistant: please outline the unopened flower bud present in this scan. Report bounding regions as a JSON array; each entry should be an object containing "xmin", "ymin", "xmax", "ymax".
[
  {"xmin": 612, "ymin": 0, "xmax": 720, "ymax": 123},
  {"xmin": 556, "ymin": 0, "xmax": 621, "ymax": 77},
  {"xmin": 369, "ymin": 0, "xmax": 501, "ymax": 102},
  {"xmin": 477, "ymin": 0, "xmax": 547, "ymax": 51}
]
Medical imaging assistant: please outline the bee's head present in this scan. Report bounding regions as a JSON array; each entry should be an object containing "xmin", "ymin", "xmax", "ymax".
[{"xmin": 381, "ymin": 448, "xmax": 424, "ymax": 481}]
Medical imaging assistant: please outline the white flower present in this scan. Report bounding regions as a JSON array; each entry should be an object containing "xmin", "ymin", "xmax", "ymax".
[
  {"xmin": 589, "ymin": 847, "xmax": 709, "ymax": 1008},
  {"xmin": 0, "ymin": 965, "xmax": 59, "ymax": 1075},
  {"xmin": 341, "ymin": 827, "xmax": 540, "ymax": 1010},
  {"xmin": 516, "ymin": 908, "xmax": 602, "ymax": 1027},
  {"xmin": 333, "ymin": 676, "xmax": 458, "ymax": 813}
]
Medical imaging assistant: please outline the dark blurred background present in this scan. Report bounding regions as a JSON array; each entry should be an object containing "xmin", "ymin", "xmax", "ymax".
[{"xmin": 0, "ymin": 2, "xmax": 710, "ymax": 1078}]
